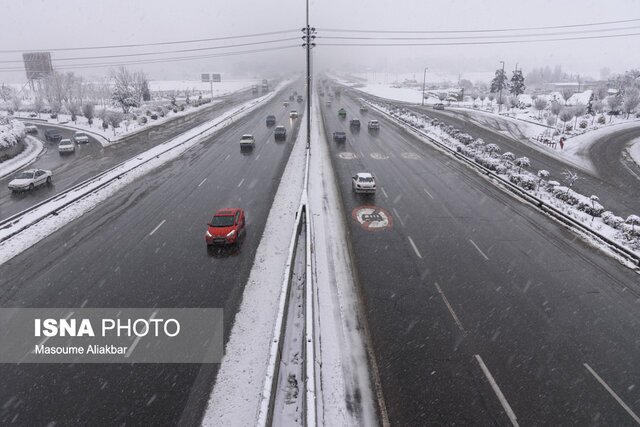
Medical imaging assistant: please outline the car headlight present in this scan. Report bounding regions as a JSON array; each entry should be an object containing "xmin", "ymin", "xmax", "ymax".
[
  {"xmin": 206, "ymin": 231, "xmax": 212, "ymax": 238},
  {"xmin": 226, "ymin": 230, "xmax": 236, "ymax": 238}
]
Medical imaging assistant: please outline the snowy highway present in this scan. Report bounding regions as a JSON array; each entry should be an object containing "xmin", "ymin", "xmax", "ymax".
[
  {"xmin": 320, "ymin": 88, "xmax": 640, "ymax": 425},
  {"xmin": 0, "ymin": 87, "xmax": 303, "ymax": 425},
  {"xmin": 0, "ymin": 87, "xmax": 259, "ymax": 220}
]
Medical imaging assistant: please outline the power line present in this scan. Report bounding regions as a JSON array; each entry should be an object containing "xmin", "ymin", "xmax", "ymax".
[
  {"xmin": 0, "ymin": 37, "xmax": 300, "ymax": 64},
  {"xmin": 0, "ymin": 29, "xmax": 300, "ymax": 53},
  {"xmin": 0, "ymin": 44, "xmax": 300, "ymax": 73},
  {"xmin": 320, "ymin": 25, "xmax": 640, "ymax": 41},
  {"xmin": 319, "ymin": 17, "xmax": 640, "ymax": 34},
  {"xmin": 320, "ymin": 31, "xmax": 640, "ymax": 47}
]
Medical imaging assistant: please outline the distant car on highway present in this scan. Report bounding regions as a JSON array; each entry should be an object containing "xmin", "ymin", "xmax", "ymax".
[
  {"xmin": 297, "ymin": 95, "xmax": 303, "ymax": 103},
  {"xmin": 333, "ymin": 131, "xmax": 346, "ymax": 142},
  {"xmin": 74, "ymin": 132, "xmax": 90, "ymax": 143},
  {"xmin": 240, "ymin": 134, "xmax": 255, "ymax": 148},
  {"xmin": 205, "ymin": 208, "xmax": 245, "ymax": 246},
  {"xmin": 433, "ymin": 103, "xmax": 445, "ymax": 110},
  {"xmin": 44, "ymin": 129, "xmax": 62, "ymax": 142},
  {"xmin": 338, "ymin": 108, "xmax": 346, "ymax": 118},
  {"xmin": 58, "ymin": 138, "xmax": 76, "ymax": 154},
  {"xmin": 368, "ymin": 120, "xmax": 380, "ymax": 130},
  {"xmin": 8, "ymin": 168, "xmax": 52, "ymax": 192},
  {"xmin": 283, "ymin": 100, "xmax": 289, "ymax": 107},
  {"xmin": 349, "ymin": 119, "xmax": 361, "ymax": 129},
  {"xmin": 274, "ymin": 125, "xmax": 287, "ymax": 140},
  {"xmin": 326, "ymin": 100, "xmax": 332, "ymax": 107},
  {"xmin": 24, "ymin": 125, "xmax": 38, "ymax": 134},
  {"xmin": 359, "ymin": 105, "xmax": 369, "ymax": 113},
  {"xmin": 352, "ymin": 172, "xmax": 376, "ymax": 194},
  {"xmin": 266, "ymin": 115, "xmax": 276, "ymax": 126},
  {"xmin": 289, "ymin": 110, "xmax": 298, "ymax": 119}
]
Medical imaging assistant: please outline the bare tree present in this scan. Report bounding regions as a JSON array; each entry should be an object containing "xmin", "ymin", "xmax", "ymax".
[
  {"xmin": 132, "ymin": 70, "xmax": 150, "ymax": 105},
  {"xmin": 622, "ymin": 87, "xmax": 640, "ymax": 119},
  {"xmin": 534, "ymin": 98, "xmax": 548, "ymax": 119},
  {"xmin": 573, "ymin": 103, "xmax": 586, "ymax": 128},
  {"xmin": 33, "ymin": 95, "xmax": 44, "ymax": 118},
  {"xmin": 550, "ymin": 101, "xmax": 562, "ymax": 127},
  {"xmin": 591, "ymin": 100, "xmax": 604, "ymax": 125},
  {"xmin": 82, "ymin": 103, "xmax": 95, "ymax": 126},
  {"xmin": 561, "ymin": 87, "xmax": 574, "ymax": 105},
  {"xmin": 11, "ymin": 95, "xmax": 22, "ymax": 115},
  {"xmin": 50, "ymin": 100, "xmax": 62, "ymax": 121},
  {"xmin": 606, "ymin": 95, "xmax": 622, "ymax": 122},
  {"xmin": 111, "ymin": 66, "xmax": 139, "ymax": 113},
  {"xmin": 108, "ymin": 111, "xmax": 124, "ymax": 136},
  {"xmin": 0, "ymin": 84, "xmax": 14, "ymax": 103},
  {"xmin": 559, "ymin": 108, "xmax": 574, "ymax": 132},
  {"xmin": 594, "ymin": 85, "xmax": 609, "ymax": 101},
  {"xmin": 67, "ymin": 101, "xmax": 80, "ymax": 123},
  {"xmin": 562, "ymin": 169, "xmax": 579, "ymax": 195}
]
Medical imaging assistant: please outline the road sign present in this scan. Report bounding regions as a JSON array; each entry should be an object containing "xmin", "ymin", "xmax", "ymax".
[
  {"xmin": 352, "ymin": 206, "xmax": 393, "ymax": 231},
  {"xmin": 211, "ymin": 73, "xmax": 221, "ymax": 82},
  {"xmin": 201, "ymin": 73, "xmax": 210, "ymax": 82}
]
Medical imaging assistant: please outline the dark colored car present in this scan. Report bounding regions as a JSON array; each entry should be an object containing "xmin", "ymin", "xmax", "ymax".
[
  {"xmin": 205, "ymin": 208, "xmax": 246, "ymax": 246},
  {"xmin": 433, "ymin": 103, "xmax": 445, "ymax": 110},
  {"xmin": 266, "ymin": 115, "xmax": 276, "ymax": 126},
  {"xmin": 297, "ymin": 95, "xmax": 303, "ymax": 103},
  {"xmin": 45, "ymin": 129, "xmax": 62, "ymax": 142},
  {"xmin": 338, "ymin": 108, "xmax": 346, "ymax": 118},
  {"xmin": 350, "ymin": 119, "xmax": 361, "ymax": 129},
  {"xmin": 333, "ymin": 131, "xmax": 346, "ymax": 142},
  {"xmin": 274, "ymin": 125, "xmax": 287, "ymax": 140}
]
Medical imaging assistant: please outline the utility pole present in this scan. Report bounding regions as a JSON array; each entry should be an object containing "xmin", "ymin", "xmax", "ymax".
[
  {"xmin": 302, "ymin": 0, "xmax": 316, "ymax": 149},
  {"xmin": 421, "ymin": 67, "xmax": 428, "ymax": 106},
  {"xmin": 499, "ymin": 60, "xmax": 505, "ymax": 113}
]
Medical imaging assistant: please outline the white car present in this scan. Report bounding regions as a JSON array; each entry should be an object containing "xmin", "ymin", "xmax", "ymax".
[
  {"xmin": 352, "ymin": 172, "xmax": 376, "ymax": 194},
  {"xmin": 289, "ymin": 110, "xmax": 298, "ymax": 119},
  {"xmin": 74, "ymin": 132, "xmax": 90, "ymax": 143},
  {"xmin": 368, "ymin": 120, "xmax": 380, "ymax": 130},
  {"xmin": 58, "ymin": 138, "xmax": 76, "ymax": 154},
  {"xmin": 240, "ymin": 134, "xmax": 255, "ymax": 148},
  {"xmin": 8, "ymin": 169, "xmax": 52, "ymax": 192}
]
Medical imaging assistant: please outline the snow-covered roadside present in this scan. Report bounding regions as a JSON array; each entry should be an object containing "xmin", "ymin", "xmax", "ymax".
[
  {"xmin": 628, "ymin": 137, "xmax": 640, "ymax": 168},
  {"xmin": 308, "ymin": 95, "xmax": 380, "ymax": 425},
  {"xmin": 0, "ymin": 136, "xmax": 44, "ymax": 179},
  {"xmin": 0, "ymin": 82, "xmax": 290, "ymax": 265},
  {"xmin": 201, "ymin": 102, "xmax": 307, "ymax": 427}
]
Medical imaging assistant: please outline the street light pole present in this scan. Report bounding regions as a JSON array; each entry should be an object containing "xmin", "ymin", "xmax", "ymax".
[
  {"xmin": 302, "ymin": 0, "xmax": 315, "ymax": 149},
  {"xmin": 498, "ymin": 60, "xmax": 505, "ymax": 113},
  {"xmin": 421, "ymin": 67, "xmax": 428, "ymax": 106}
]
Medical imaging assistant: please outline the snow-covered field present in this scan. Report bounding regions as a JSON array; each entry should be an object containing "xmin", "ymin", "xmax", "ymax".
[{"xmin": 0, "ymin": 136, "xmax": 43, "ymax": 180}]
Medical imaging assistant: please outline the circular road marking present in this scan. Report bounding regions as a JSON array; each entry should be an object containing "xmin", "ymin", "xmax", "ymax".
[
  {"xmin": 401, "ymin": 152, "xmax": 421, "ymax": 160},
  {"xmin": 351, "ymin": 206, "xmax": 393, "ymax": 231},
  {"xmin": 370, "ymin": 152, "xmax": 389, "ymax": 160},
  {"xmin": 338, "ymin": 152, "xmax": 358, "ymax": 159}
]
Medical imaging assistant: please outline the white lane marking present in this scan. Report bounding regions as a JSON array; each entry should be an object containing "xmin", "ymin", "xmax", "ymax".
[
  {"xmin": 407, "ymin": 236, "xmax": 422, "ymax": 259},
  {"xmin": 380, "ymin": 186, "xmax": 389, "ymax": 198},
  {"xmin": 584, "ymin": 363, "xmax": 640, "ymax": 424},
  {"xmin": 469, "ymin": 239, "xmax": 489, "ymax": 260},
  {"xmin": 360, "ymin": 151, "xmax": 365, "ymax": 158},
  {"xmin": 255, "ymin": 154, "xmax": 261, "ymax": 160},
  {"xmin": 434, "ymin": 282, "xmax": 465, "ymax": 333},
  {"xmin": 224, "ymin": 154, "xmax": 231, "ymax": 161},
  {"xmin": 237, "ymin": 178, "xmax": 245, "ymax": 188},
  {"xmin": 198, "ymin": 178, "xmax": 207, "ymax": 187},
  {"xmin": 475, "ymin": 355, "xmax": 519, "ymax": 427},
  {"xmin": 149, "ymin": 219, "xmax": 166, "ymax": 236},
  {"xmin": 126, "ymin": 310, "xmax": 158, "ymax": 359},
  {"xmin": 423, "ymin": 188, "xmax": 435, "ymax": 199},
  {"xmin": 392, "ymin": 208, "xmax": 405, "ymax": 227}
]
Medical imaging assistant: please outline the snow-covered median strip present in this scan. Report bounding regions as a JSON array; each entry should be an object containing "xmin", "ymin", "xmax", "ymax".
[
  {"xmin": 0, "ymin": 83, "xmax": 289, "ymax": 265},
  {"xmin": 202, "ymin": 100, "xmax": 307, "ymax": 427},
  {"xmin": 0, "ymin": 136, "xmax": 44, "ymax": 179},
  {"xmin": 628, "ymin": 137, "xmax": 640, "ymax": 168}
]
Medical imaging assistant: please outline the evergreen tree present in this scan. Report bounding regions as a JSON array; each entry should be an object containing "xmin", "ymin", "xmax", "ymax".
[
  {"xmin": 490, "ymin": 69, "xmax": 508, "ymax": 94},
  {"xmin": 510, "ymin": 70, "xmax": 526, "ymax": 96}
]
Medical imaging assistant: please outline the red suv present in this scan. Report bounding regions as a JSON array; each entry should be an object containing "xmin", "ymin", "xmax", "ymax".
[{"xmin": 205, "ymin": 208, "xmax": 245, "ymax": 246}]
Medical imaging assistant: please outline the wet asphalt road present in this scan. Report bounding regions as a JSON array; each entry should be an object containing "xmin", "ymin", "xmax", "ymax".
[
  {"xmin": 321, "ymin": 90, "xmax": 640, "ymax": 426},
  {"xmin": 356, "ymin": 91, "xmax": 640, "ymax": 219},
  {"xmin": 0, "ymin": 87, "xmax": 304, "ymax": 425},
  {"xmin": 1, "ymin": 88, "xmax": 258, "ymax": 220}
]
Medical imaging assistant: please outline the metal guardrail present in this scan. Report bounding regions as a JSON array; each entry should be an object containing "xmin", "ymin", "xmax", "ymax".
[
  {"xmin": 363, "ymin": 98, "xmax": 640, "ymax": 267},
  {"xmin": 0, "ymin": 98, "xmax": 268, "ymax": 245}
]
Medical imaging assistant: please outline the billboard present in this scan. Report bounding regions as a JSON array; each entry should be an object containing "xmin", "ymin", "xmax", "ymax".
[
  {"xmin": 22, "ymin": 52, "xmax": 53, "ymax": 80},
  {"xmin": 201, "ymin": 73, "xmax": 210, "ymax": 82},
  {"xmin": 211, "ymin": 73, "xmax": 221, "ymax": 82}
]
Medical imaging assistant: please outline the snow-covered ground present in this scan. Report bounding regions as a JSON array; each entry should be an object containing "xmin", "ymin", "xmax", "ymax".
[
  {"xmin": 628, "ymin": 137, "xmax": 640, "ymax": 168},
  {"xmin": 0, "ymin": 82, "xmax": 289, "ymax": 264},
  {"xmin": 0, "ymin": 136, "xmax": 43, "ymax": 180},
  {"xmin": 6, "ymin": 79, "xmax": 259, "ymax": 146}
]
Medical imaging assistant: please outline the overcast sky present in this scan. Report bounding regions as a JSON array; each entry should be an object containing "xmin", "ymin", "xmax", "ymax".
[{"xmin": 1, "ymin": 0, "xmax": 638, "ymax": 82}]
